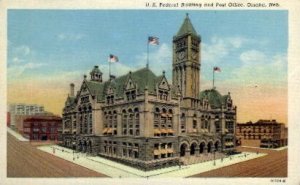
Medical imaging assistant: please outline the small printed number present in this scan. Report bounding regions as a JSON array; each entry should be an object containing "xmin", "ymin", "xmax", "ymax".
[{"xmin": 270, "ymin": 179, "xmax": 286, "ymax": 183}]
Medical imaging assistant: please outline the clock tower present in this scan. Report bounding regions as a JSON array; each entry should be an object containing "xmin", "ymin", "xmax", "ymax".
[{"xmin": 173, "ymin": 14, "xmax": 201, "ymax": 102}]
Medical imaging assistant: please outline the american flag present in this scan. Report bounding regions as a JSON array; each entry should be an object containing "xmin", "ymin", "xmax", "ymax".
[
  {"xmin": 148, "ymin": 36, "xmax": 159, "ymax": 45},
  {"xmin": 213, "ymin": 66, "xmax": 221, "ymax": 72},
  {"xmin": 109, "ymin": 54, "xmax": 119, "ymax": 63}
]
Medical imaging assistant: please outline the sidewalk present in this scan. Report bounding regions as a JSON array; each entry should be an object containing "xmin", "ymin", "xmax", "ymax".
[
  {"xmin": 241, "ymin": 145, "xmax": 288, "ymax": 151},
  {"xmin": 38, "ymin": 145, "xmax": 267, "ymax": 178},
  {"xmin": 7, "ymin": 127, "xmax": 29, "ymax": 142}
]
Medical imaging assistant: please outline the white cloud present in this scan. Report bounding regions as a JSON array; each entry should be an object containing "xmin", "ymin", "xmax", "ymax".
[
  {"xmin": 14, "ymin": 45, "xmax": 31, "ymax": 56},
  {"xmin": 12, "ymin": 57, "xmax": 25, "ymax": 64},
  {"xmin": 8, "ymin": 44, "xmax": 47, "ymax": 80},
  {"xmin": 240, "ymin": 50, "xmax": 266, "ymax": 64},
  {"xmin": 202, "ymin": 36, "xmax": 249, "ymax": 64},
  {"xmin": 8, "ymin": 62, "xmax": 47, "ymax": 80},
  {"xmin": 57, "ymin": 33, "xmax": 86, "ymax": 41},
  {"xmin": 228, "ymin": 50, "xmax": 287, "ymax": 86},
  {"xmin": 8, "ymin": 44, "xmax": 32, "ymax": 66}
]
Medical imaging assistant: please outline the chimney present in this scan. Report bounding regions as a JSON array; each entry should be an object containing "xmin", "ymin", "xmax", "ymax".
[{"xmin": 70, "ymin": 83, "xmax": 75, "ymax": 97}]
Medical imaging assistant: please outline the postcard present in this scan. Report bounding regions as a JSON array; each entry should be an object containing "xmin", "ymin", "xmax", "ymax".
[{"xmin": 1, "ymin": 0, "xmax": 300, "ymax": 185}]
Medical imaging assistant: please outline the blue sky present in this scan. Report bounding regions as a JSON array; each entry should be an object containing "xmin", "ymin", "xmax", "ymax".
[{"xmin": 7, "ymin": 10, "xmax": 288, "ymax": 123}]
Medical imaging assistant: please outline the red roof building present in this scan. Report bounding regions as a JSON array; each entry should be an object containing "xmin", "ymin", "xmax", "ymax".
[
  {"xmin": 23, "ymin": 115, "xmax": 62, "ymax": 141},
  {"xmin": 7, "ymin": 112, "xmax": 11, "ymax": 127}
]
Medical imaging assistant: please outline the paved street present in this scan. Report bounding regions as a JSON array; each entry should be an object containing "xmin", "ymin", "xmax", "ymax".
[
  {"xmin": 7, "ymin": 130, "xmax": 287, "ymax": 178},
  {"xmin": 7, "ymin": 133, "xmax": 107, "ymax": 177},
  {"xmin": 190, "ymin": 146, "xmax": 287, "ymax": 177}
]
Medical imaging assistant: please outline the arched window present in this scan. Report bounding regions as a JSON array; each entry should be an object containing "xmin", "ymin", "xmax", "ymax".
[
  {"xmin": 154, "ymin": 108, "xmax": 160, "ymax": 129},
  {"xmin": 134, "ymin": 108, "xmax": 140, "ymax": 136},
  {"xmin": 122, "ymin": 110, "xmax": 127, "ymax": 135},
  {"xmin": 181, "ymin": 113, "xmax": 186, "ymax": 133},
  {"xmin": 89, "ymin": 113, "xmax": 92, "ymax": 134},
  {"xmin": 161, "ymin": 108, "xmax": 167, "ymax": 131},
  {"xmin": 128, "ymin": 109, "xmax": 133, "ymax": 135},
  {"xmin": 113, "ymin": 110, "xmax": 117, "ymax": 135}
]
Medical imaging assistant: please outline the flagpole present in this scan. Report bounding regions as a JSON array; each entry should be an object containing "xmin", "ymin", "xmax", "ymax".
[
  {"xmin": 109, "ymin": 60, "xmax": 111, "ymax": 80},
  {"xmin": 146, "ymin": 36, "xmax": 149, "ymax": 89},
  {"xmin": 147, "ymin": 36, "xmax": 149, "ymax": 69},
  {"xmin": 213, "ymin": 68, "xmax": 215, "ymax": 89}
]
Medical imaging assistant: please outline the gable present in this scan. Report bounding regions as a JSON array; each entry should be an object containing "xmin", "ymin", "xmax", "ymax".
[
  {"xmin": 125, "ymin": 77, "xmax": 136, "ymax": 90},
  {"xmin": 158, "ymin": 76, "xmax": 170, "ymax": 90},
  {"xmin": 106, "ymin": 86, "xmax": 115, "ymax": 95},
  {"xmin": 79, "ymin": 81, "xmax": 90, "ymax": 96}
]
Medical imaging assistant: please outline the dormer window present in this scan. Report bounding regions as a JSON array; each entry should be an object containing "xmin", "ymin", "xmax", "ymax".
[
  {"xmin": 125, "ymin": 76, "xmax": 137, "ymax": 102},
  {"xmin": 106, "ymin": 86, "xmax": 115, "ymax": 105},
  {"xmin": 106, "ymin": 95, "xmax": 114, "ymax": 105},
  {"xmin": 158, "ymin": 90, "xmax": 168, "ymax": 101},
  {"xmin": 126, "ymin": 90, "xmax": 136, "ymax": 101}
]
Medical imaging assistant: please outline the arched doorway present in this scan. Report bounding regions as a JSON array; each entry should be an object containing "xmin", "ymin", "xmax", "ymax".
[
  {"xmin": 83, "ymin": 140, "xmax": 87, "ymax": 153},
  {"xmin": 190, "ymin": 143, "xmax": 197, "ymax": 155},
  {"xmin": 214, "ymin": 141, "xmax": 220, "ymax": 151},
  {"xmin": 207, "ymin": 142, "xmax": 213, "ymax": 153},
  {"xmin": 78, "ymin": 140, "xmax": 83, "ymax": 151},
  {"xmin": 180, "ymin": 143, "xmax": 187, "ymax": 157},
  {"xmin": 88, "ymin": 140, "xmax": 92, "ymax": 153},
  {"xmin": 199, "ymin": 142, "xmax": 205, "ymax": 154}
]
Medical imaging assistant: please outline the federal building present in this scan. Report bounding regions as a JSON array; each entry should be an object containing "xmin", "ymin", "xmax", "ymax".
[{"xmin": 62, "ymin": 15, "xmax": 237, "ymax": 170}]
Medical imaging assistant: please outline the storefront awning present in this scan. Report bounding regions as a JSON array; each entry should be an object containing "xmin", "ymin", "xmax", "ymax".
[
  {"xmin": 160, "ymin": 113, "xmax": 167, "ymax": 117},
  {"xmin": 160, "ymin": 129, "xmax": 167, "ymax": 134},
  {"xmin": 192, "ymin": 129, "xmax": 197, "ymax": 133},
  {"xmin": 102, "ymin": 128, "xmax": 108, "ymax": 134},
  {"xmin": 107, "ymin": 128, "xmax": 113, "ymax": 134},
  {"xmin": 154, "ymin": 129, "xmax": 161, "ymax": 134},
  {"xmin": 160, "ymin": 149, "xmax": 167, "ymax": 154},
  {"xmin": 154, "ymin": 150, "xmax": 160, "ymax": 155},
  {"xmin": 167, "ymin": 148, "xmax": 174, "ymax": 153},
  {"xmin": 167, "ymin": 129, "xmax": 174, "ymax": 133}
]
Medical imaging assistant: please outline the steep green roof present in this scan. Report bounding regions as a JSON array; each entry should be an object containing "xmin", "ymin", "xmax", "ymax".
[
  {"xmin": 176, "ymin": 14, "xmax": 198, "ymax": 36},
  {"xmin": 199, "ymin": 89, "xmax": 223, "ymax": 109},
  {"xmin": 85, "ymin": 80, "xmax": 103, "ymax": 96},
  {"xmin": 96, "ymin": 67, "xmax": 159, "ymax": 101}
]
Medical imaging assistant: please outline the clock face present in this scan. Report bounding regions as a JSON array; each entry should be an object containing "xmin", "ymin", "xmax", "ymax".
[{"xmin": 177, "ymin": 51, "xmax": 186, "ymax": 60}]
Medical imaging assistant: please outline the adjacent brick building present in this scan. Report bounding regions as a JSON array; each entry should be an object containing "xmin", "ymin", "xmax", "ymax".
[
  {"xmin": 23, "ymin": 115, "xmax": 62, "ymax": 141},
  {"xmin": 236, "ymin": 119, "xmax": 288, "ymax": 148},
  {"xmin": 7, "ymin": 112, "xmax": 11, "ymax": 127}
]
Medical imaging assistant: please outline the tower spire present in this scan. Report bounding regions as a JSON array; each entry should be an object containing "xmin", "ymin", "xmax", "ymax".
[
  {"xmin": 173, "ymin": 14, "xmax": 201, "ymax": 101},
  {"xmin": 176, "ymin": 13, "xmax": 198, "ymax": 36}
]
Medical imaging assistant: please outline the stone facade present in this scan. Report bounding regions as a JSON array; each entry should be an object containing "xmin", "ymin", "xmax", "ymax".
[{"xmin": 62, "ymin": 14, "xmax": 237, "ymax": 170}]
